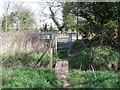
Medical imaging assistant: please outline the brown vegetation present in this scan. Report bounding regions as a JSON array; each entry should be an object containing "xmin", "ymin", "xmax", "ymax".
[{"xmin": 0, "ymin": 31, "xmax": 48, "ymax": 55}]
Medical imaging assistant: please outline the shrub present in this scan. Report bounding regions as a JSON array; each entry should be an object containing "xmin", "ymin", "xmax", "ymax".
[
  {"xmin": 67, "ymin": 70, "xmax": 119, "ymax": 88},
  {"xmin": 52, "ymin": 54, "xmax": 59, "ymax": 67},
  {"xmin": 57, "ymin": 48, "xmax": 69, "ymax": 59},
  {"xmin": 92, "ymin": 46, "xmax": 120, "ymax": 71},
  {"xmin": 2, "ymin": 67, "xmax": 57, "ymax": 88},
  {"xmin": 69, "ymin": 47, "xmax": 93, "ymax": 70},
  {"xmin": 69, "ymin": 46, "xmax": 120, "ymax": 71},
  {"xmin": 71, "ymin": 40, "xmax": 85, "ymax": 49},
  {"xmin": 2, "ymin": 52, "xmax": 59, "ymax": 68}
]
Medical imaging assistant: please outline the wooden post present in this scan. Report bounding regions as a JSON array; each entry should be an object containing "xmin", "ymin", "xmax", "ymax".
[
  {"xmin": 49, "ymin": 34, "xmax": 53, "ymax": 73},
  {"xmin": 55, "ymin": 40, "xmax": 57, "ymax": 55},
  {"xmin": 55, "ymin": 33, "xmax": 57, "ymax": 55}
]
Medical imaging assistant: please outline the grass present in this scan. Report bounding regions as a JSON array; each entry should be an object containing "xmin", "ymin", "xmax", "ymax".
[
  {"xmin": 67, "ymin": 70, "xmax": 120, "ymax": 88},
  {"xmin": 2, "ymin": 67, "xmax": 57, "ymax": 88},
  {"xmin": 2, "ymin": 67, "xmax": 120, "ymax": 88},
  {"xmin": 1, "ymin": 40, "xmax": 120, "ymax": 88}
]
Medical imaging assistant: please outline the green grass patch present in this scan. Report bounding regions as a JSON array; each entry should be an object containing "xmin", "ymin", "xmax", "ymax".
[
  {"xmin": 2, "ymin": 67, "xmax": 120, "ymax": 88},
  {"xmin": 2, "ymin": 67, "xmax": 57, "ymax": 88},
  {"xmin": 67, "ymin": 70, "xmax": 120, "ymax": 88}
]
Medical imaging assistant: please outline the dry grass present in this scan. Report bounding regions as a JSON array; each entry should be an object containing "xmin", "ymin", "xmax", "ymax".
[{"xmin": 0, "ymin": 31, "xmax": 48, "ymax": 55}]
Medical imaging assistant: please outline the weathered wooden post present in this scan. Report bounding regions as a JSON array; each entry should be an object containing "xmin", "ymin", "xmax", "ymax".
[
  {"xmin": 55, "ymin": 33, "xmax": 57, "ymax": 55},
  {"xmin": 49, "ymin": 33, "xmax": 53, "ymax": 73}
]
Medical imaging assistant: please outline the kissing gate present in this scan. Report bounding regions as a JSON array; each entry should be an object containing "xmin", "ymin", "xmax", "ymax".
[
  {"xmin": 33, "ymin": 32, "xmax": 57, "ymax": 72},
  {"xmin": 33, "ymin": 32, "xmax": 74, "ymax": 73}
]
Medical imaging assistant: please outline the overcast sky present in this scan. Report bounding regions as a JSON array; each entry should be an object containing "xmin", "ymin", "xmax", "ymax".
[{"xmin": 0, "ymin": 0, "xmax": 4, "ymax": 16}]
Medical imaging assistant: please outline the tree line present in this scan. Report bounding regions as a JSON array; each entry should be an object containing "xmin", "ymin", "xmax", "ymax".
[
  {"xmin": 50, "ymin": 2, "xmax": 120, "ymax": 51},
  {"xmin": 0, "ymin": 2, "xmax": 120, "ymax": 51}
]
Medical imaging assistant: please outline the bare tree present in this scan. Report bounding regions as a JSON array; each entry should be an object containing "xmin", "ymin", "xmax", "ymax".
[
  {"xmin": 37, "ymin": 2, "xmax": 64, "ymax": 33},
  {"xmin": 5, "ymin": 2, "xmax": 11, "ymax": 32},
  {"xmin": 12, "ymin": 2, "xmax": 24, "ymax": 31},
  {"xmin": 48, "ymin": 2, "xmax": 64, "ymax": 33}
]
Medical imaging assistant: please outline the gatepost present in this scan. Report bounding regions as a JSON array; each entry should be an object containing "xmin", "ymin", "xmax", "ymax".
[{"xmin": 49, "ymin": 32, "xmax": 53, "ymax": 73}]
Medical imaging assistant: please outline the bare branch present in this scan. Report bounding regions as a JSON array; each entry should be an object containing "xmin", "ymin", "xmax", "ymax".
[
  {"xmin": 5, "ymin": 2, "xmax": 11, "ymax": 32},
  {"xmin": 49, "ymin": 7, "xmax": 63, "ymax": 31}
]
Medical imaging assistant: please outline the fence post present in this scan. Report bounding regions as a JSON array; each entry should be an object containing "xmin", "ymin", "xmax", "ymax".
[
  {"xmin": 55, "ymin": 33, "xmax": 57, "ymax": 55},
  {"xmin": 49, "ymin": 34, "xmax": 53, "ymax": 73}
]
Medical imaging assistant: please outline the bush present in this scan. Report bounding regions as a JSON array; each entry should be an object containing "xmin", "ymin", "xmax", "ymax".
[
  {"xmin": 69, "ymin": 47, "xmax": 93, "ymax": 70},
  {"xmin": 67, "ymin": 70, "xmax": 119, "ymax": 88},
  {"xmin": 69, "ymin": 46, "xmax": 120, "ymax": 71},
  {"xmin": 52, "ymin": 54, "xmax": 59, "ymax": 67},
  {"xmin": 71, "ymin": 40, "xmax": 85, "ymax": 49},
  {"xmin": 2, "ymin": 52, "xmax": 59, "ymax": 68},
  {"xmin": 2, "ymin": 67, "xmax": 57, "ymax": 88},
  {"xmin": 92, "ymin": 46, "xmax": 120, "ymax": 70},
  {"xmin": 57, "ymin": 48, "xmax": 69, "ymax": 59}
]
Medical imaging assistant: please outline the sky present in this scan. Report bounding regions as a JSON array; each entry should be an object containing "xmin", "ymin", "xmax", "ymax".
[
  {"xmin": 0, "ymin": 0, "xmax": 63, "ymax": 28},
  {"xmin": 0, "ymin": 0, "xmax": 4, "ymax": 16}
]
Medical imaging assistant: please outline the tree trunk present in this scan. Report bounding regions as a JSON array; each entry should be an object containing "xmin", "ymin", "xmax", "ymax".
[
  {"xmin": 49, "ymin": 7, "xmax": 64, "ymax": 32},
  {"xmin": 5, "ymin": 3, "xmax": 11, "ymax": 32}
]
